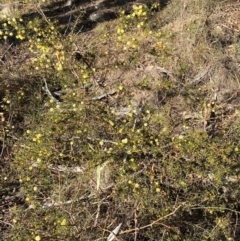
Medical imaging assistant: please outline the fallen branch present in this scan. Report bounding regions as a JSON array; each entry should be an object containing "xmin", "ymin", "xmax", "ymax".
[{"xmin": 43, "ymin": 78, "xmax": 60, "ymax": 103}]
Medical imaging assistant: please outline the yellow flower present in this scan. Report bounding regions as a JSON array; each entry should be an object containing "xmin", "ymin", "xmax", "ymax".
[
  {"xmin": 56, "ymin": 63, "xmax": 63, "ymax": 71},
  {"xmin": 121, "ymin": 138, "xmax": 128, "ymax": 144},
  {"xmin": 35, "ymin": 235, "xmax": 41, "ymax": 241},
  {"xmin": 82, "ymin": 73, "xmax": 89, "ymax": 79},
  {"xmin": 178, "ymin": 135, "xmax": 184, "ymax": 140},
  {"xmin": 156, "ymin": 188, "xmax": 161, "ymax": 193},
  {"xmin": 60, "ymin": 219, "xmax": 67, "ymax": 226},
  {"xmin": 134, "ymin": 183, "xmax": 140, "ymax": 188}
]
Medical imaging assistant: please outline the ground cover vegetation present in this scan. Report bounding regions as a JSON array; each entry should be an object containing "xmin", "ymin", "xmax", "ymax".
[{"xmin": 1, "ymin": 0, "xmax": 240, "ymax": 240}]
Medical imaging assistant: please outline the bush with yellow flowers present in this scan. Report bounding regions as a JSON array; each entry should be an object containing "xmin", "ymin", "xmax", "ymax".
[
  {"xmin": 2, "ymin": 1, "xmax": 240, "ymax": 241},
  {"xmin": 27, "ymin": 19, "xmax": 68, "ymax": 72},
  {"xmin": 116, "ymin": 4, "xmax": 149, "ymax": 52},
  {"xmin": 0, "ymin": 16, "xmax": 25, "ymax": 41}
]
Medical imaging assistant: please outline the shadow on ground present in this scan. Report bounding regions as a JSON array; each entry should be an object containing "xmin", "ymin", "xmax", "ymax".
[{"xmin": 19, "ymin": 0, "xmax": 171, "ymax": 33}]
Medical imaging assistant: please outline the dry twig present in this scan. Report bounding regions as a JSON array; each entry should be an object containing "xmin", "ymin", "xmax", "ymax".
[{"xmin": 120, "ymin": 203, "xmax": 185, "ymax": 235}]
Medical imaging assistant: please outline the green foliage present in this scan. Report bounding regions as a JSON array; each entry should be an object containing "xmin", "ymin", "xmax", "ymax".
[{"xmin": 2, "ymin": 1, "xmax": 240, "ymax": 240}]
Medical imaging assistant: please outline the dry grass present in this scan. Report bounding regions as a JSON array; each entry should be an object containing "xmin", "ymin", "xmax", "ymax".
[{"xmin": 2, "ymin": 0, "xmax": 240, "ymax": 240}]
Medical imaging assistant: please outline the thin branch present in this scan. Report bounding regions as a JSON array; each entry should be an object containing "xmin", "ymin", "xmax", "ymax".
[
  {"xmin": 120, "ymin": 203, "xmax": 185, "ymax": 235},
  {"xmin": 1, "ymin": 43, "xmax": 13, "ymax": 59},
  {"xmin": 64, "ymin": 7, "xmax": 74, "ymax": 36},
  {"xmin": 36, "ymin": 3, "xmax": 50, "ymax": 25},
  {"xmin": 190, "ymin": 205, "xmax": 240, "ymax": 214},
  {"xmin": 94, "ymin": 203, "xmax": 101, "ymax": 227},
  {"xmin": 234, "ymin": 212, "xmax": 238, "ymax": 239},
  {"xmin": 160, "ymin": 229, "xmax": 166, "ymax": 241},
  {"xmin": 0, "ymin": 220, "xmax": 13, "ymax": 227},
  {"xmin": 134, "ymin": 211, "xmax": 138, "ymax": 241},
  {"xmin": 0, "ymin": 127, "xmax": 6, "ymax": 158}
]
